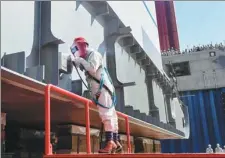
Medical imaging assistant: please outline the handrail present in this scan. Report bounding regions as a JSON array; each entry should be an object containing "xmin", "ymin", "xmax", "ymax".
[
  {"xmin": 117, "ymin": 111, "xmax": 131, "ymax": 153},
  {"xmin": 44, "ymin": 84, "xmax": 131, "ymax": 155}
]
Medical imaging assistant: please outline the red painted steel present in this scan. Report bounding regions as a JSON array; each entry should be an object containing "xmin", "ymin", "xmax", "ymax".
[
  {"xmin": 164, "ymin": 1, "xmax": 180, "ymax": 50},
  {"xmin": 155, "ymin": 1, "xmax": 180, "ymax": 51},
  {"xmin": 164, "ymin": 1, "xmax": 173, "ymax": 49},
  {"xmin": 44, "ymin": 84, "xmax": 131, "ymax": 156},
  {"xmin": 44, "ymin": 153, "xmax": 225, "ymax": 158},
  {"xmin": 155, "ymin": 1, "xmax": 167, "ymax": 51},
  {"xmin": 116, "ymin": 111, "xmax": 131, "ymax": 153},
  {"xmin": 45, "ymin": 84, "xmax": 91, "ymax": 155},
  {"xmin": 125, "ymin": 117, "xmax": 131, "ymax": 153},
  {"xmin": 85, "ymin": 102, "xmax": 91, "ymax": 154},
  {"xmin": 156, "ymin": 1, "xmax": 170, "ymax": 51},
  {"xmin": 162, "ymin": 2, "xmax": 170, "ymax": 51},
  {"xmin": 45, "ymin": 85, "xmax": 52, "ymax": 155},
  {"xmin": 168, "ymin": 1, "xmax": 180, "ymax": 50},
  {"xmin": 155, "ymin": 1, "xmax": 163, "ymax": 51}
]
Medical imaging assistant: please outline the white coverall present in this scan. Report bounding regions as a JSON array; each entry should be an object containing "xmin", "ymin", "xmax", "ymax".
[
  {"xmin": 215, "ymin": 144, "xmax": 223, "ymax": 153},
  {"xmin": 73, "ymin": 48, "xmax": 118, "ymax": 132},
  {"xmin": 206, "ymin": 145, "xmax": 213, "ymax": 153}
]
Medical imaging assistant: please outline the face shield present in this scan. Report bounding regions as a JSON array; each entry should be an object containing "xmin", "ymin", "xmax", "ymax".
[
  {"xmin": 70, "ymin": 43, "xmax": 79, "ymax": 56},
  {"xmin": 70, "ymin": 42, "xmax": 88, "ymax": 58}
]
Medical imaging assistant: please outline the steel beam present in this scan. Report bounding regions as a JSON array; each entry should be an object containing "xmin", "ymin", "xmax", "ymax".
[
  {"xmin": 129, "ymin": 45, "xmax": 142, "ymax": 54},
  {"xmin": 26, "ymin": 1, "xmax": 64, "ymax": 85},
  {"xmin": 136, "ymin": 52, "xmax": 146, "ymax": 61},
  {"xmin": 119, "ymin": 36, "xmax": 135, "ymax": 48}
]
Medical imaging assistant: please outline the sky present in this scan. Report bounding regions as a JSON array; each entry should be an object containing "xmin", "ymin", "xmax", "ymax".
[{"xmin": 174, "ymin": 1, "xmax": 225, "ymax": 50}]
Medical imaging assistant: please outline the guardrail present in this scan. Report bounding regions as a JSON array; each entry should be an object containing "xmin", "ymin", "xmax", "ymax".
[{"xmin": 44, "ymin": 84, "xmax": 131, "ymax": 155}]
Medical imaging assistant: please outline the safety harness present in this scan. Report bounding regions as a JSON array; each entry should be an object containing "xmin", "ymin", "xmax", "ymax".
[
  {"xmin": 90, "ymin": 67, "xmax": 117, "ymax": 109},
  {"xmin": 73, "ymin": 51, "xmax": 116, "ymax": 109}
]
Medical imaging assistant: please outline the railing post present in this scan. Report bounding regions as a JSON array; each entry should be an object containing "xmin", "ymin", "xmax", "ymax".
[
  {"xmin": 85, "ymin": 101, "xmax": 91, "ymax": 154},
  {"xmin": 125, "ymin": 117, "xmax": 131, "ymax": 153},
  {"xmin": 45, "ymin": 84, "xmax": 52, "ymax": 155}
]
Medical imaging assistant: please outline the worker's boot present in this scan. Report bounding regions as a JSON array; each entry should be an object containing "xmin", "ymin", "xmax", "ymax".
[
  {"xmin": 113, "ymin": 133, "xmax": 123, "ymax": 153},
  {"xmin": 98, "ymin": 132, "xmax": 117, "ymax": 153}
]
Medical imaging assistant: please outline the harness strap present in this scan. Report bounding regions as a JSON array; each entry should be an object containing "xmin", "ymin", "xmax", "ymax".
[
  {"xmin": 86, "ymin": 68, "xmax": 116, "ymax": 109},
  {"xmin": 85, "ymin": 71, "xmax": 113, "ymax": 97},
  {"xmin": 84, "ymin": 51, "xmax": 116, "ymax": 109}
]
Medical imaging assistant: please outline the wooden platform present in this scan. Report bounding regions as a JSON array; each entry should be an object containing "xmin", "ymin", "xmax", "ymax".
[
  {"xmin": 43, "ymin": 153, "xmax": 225, "ymax": 158},
  {"xmin": 1, "ymin": 66, "xmax": 183, "ymax": 139}
]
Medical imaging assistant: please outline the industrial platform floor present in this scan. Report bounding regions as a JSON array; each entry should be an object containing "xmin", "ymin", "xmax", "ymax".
[
  {"xmin": 43, "ymin": 153, "xmax": 225, "ymax": 158},
  {"xmin": 1, "ymin": 66, "xmax": 182, "ymax": 139}
]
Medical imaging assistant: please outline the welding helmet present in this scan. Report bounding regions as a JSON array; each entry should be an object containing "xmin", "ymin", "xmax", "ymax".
[{"xmin": 70, "ymin": 37, "xmax": 89, "ymax": 58}]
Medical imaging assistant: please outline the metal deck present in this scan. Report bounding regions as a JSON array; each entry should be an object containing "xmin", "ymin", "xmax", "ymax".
[
  {"xmin": 1, "ymin": 66, "xmax": 182, "ymax": 140},
  {"xmin": 43, "ymin": 153, "xmax": 225, "ymax": 158}
]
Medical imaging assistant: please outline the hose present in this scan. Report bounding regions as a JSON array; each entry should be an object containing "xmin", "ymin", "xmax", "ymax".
[{"xmin": 72, "ymin": 61, "xmax": 90, "ymax": 92}]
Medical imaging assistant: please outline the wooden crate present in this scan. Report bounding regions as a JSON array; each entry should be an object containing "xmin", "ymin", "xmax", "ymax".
[
  {"xmin": 134, "ymin": 137, "xmax": 153, "ymax": 153},
  {"xmin": 56, "ymin": 125, "xmax": 100, "ymax": 154},
  {"xmin": 56, "ymin": 135, "xmax": 100, "ymax": 154},
  {"xmin": 154, "ymin": 140, "xmax": 161, "ymax": 153},
  {"xmin": 57, "ymin": 125, "xmax": 100, "ymax": 137},
  {"xmin": 119, "ymin": 134, "xmax": 134, "ymax": 153}
]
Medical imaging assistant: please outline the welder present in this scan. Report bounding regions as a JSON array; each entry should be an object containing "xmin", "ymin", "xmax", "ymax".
[{"xmin": 70, "ymin": 37, "xmax": 122, "ymax": 153}]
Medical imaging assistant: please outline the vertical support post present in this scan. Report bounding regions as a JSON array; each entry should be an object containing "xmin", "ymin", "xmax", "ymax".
[
  {"xmin": 145, "ymin": 75, "xmax": 160, "ymax": 120},
  {"xmin": 44, "ymin": 85, "xmax": 52, "ymax": 155},
  {"xmin": 85, "ymin": 102, "xmax": 91, "ymax": 154},
  {"xmin": 125, "ymin": 117, "xmax": 131, "ymax": 153}
]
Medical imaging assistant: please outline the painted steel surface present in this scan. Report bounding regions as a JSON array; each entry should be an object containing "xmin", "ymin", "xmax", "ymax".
[
  {"xmin": 1, "ymin": 1, "xmax": 187, "ymax": 136},
  {"xmin": 155, "ymin": 1, "xmax": 180, "ymax": 51},
  {"xmin": 161, "ymin": 89, "xmax": 225, "ymax": 153},
  {"xmin": 43, "ymin": 153, "xmax": 225, "ymax": 158},
  {"xmin": 107, "ymin": 1, "xmax": 163, "ymax": 71}
]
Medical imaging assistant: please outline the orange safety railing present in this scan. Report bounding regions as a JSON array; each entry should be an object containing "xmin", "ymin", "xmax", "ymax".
[{"xmin": 44, "ymin": 84, "xmax": 131, "ymax": 155}]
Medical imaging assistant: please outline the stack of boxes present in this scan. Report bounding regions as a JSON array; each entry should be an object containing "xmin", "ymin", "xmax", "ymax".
[
  {"xmin": 2, "ymin": 119, "xmax": 161, "ymax": 156},
  {"xmin": 56, "ymin": 124, "xmax": 100, "ymax": 154},
  {"xmin": 133, "ymin": 137, "xmax": 161, "ymax": 153},
  {"xmin": 55, "ymin": 125, "xmax": 162, "ymax": 154}
]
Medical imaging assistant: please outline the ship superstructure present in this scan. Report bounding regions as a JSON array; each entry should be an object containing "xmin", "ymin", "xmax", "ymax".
[{"xmin": 161, "ymin": 44, "xmax": 225, "ymax": 153}]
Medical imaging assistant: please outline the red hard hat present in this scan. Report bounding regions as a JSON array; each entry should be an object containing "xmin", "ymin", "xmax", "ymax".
[{"xmin": 74, "ymin": 37, "xmax": 89, "ymax": 46}]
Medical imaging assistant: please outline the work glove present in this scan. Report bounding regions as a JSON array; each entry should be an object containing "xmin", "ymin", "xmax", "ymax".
[{"xmin": 70, "ymin": 55, "xmax": 82, "ymax": 67}]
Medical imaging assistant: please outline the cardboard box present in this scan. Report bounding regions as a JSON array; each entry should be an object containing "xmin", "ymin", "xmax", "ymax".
[
  {"xmin": 154, "ymin": 140, "xmax": 161, "ymax": 153},
  {"xmin": 56, "ymin": 125, "xmax": 100, "ymax": 154},
  {"xmin": 57, "ymin": 125, "xmax": 100, "ymax": 137},
  {"xmin": 56, "ymin": 135, "xmax": 99, "ymax": 154},
  {"xmin": 134, "ymin": 137, "xmax": 153, "ymax": 153},
  {"xmin": 119, "ymin": 134, "xmax": 134, "ymax": 153},
  {"xmin": 143, "ymin": 138, "xmax": 153, "ymax": 153}
]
